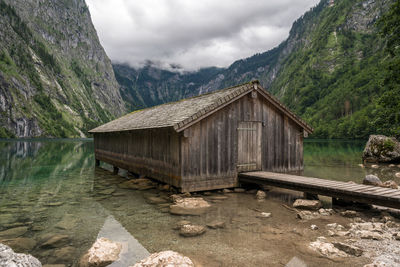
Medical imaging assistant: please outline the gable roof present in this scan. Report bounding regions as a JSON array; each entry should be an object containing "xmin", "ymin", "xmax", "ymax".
[{"xmin": 89, "ymin": 81, "xmax": 313, "ymax": 134}]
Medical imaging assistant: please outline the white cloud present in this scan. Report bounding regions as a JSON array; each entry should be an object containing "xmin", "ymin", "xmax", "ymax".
[{"xmin": 86, "ymin": 0, "xmax": 319, "ymax": 71}]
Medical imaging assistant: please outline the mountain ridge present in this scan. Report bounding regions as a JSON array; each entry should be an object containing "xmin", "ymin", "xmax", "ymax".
[
  {"xmin": 114, "ymin": 0, "xmax": 397, "ymax": 139},
  {"xmin": 0, "ymin": 0, "xmax": 126, "ymax": 138}
]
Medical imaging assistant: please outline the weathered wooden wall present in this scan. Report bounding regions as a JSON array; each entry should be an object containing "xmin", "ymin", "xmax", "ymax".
[
  {"xmin": 94, "ymin": 89, "xmax": 304, "ymax": 192},
  {"xmin": 180, "ymin": 90, "xmax": 303, "ymax": 192},
  {"xmin": 94, "ymin": 127, "xmax": 181, "ymax": 187}
]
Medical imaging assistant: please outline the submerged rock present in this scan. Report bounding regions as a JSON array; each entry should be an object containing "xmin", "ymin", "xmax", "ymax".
[
  {"xmin": 179, "ymin": 224, "xmax": 206, "ymax": 237},
  {"xmin": 169, "ymin": 198, "xmax": 211, "ymax": 216},
  {"xmin": 40, "ymin": 234, "xmax": 70, "ymax": 248},
  {"xmin": 0, "ymin": 226, "xmax": 28, "ymax": 239},
  {"xmin": 53, "ymin": 246, "xmax": 76, "ymax": 262},
  {"xmin": 0, "ymin": 243, "xmax": 41, "ymax": 267},
  {"xmin": 132, "ymin": 250, "xmax": 194, "ymax": 267},
  {"xmin": 255, "ymin": 190, "xmax": 267, "ymax": 200},
  {"xmin": 146, "ymin": 196, "xmax": 168, "ymax": 204},
  {"xmin": 293, "ymin": 199, "xmax": 322, "ymax": 210},
  {"xmin": 98, "ymin": 188, "xmax": 115, "ymax": 195},
  {"xmin": 362, "ymin": 135, "xmax": 400, "ymax": 163},
  {"xmin": 206, "ymin": 220, "xmax": 225, "ymax": 229},
  {"xmin": 2, "ymin": 237, "xmax": 37, "ymax": 252},
  {"xmin": 173, "ymin": 220, "xmax": 191, "ymax": 230},
  {"xmin": 79, "ymin": 237, "xmax": 122, "ymax": 267},
  {"xmin": 55, "ymin": 214, "xmax": 79, "ymax": 230},
  {"xmin": 363, "ymin": 175, "xmax": 382, "ymax": 186}
]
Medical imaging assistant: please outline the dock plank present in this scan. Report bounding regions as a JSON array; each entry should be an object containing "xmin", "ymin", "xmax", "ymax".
[{"xmin": 239, "ymin": 171, "xmax": 400, "ymax": 209}]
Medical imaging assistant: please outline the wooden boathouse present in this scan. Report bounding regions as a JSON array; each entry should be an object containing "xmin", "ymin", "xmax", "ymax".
[{"xmin": 89, "ymin": 81, "xmax": 313, "ymax": 192}]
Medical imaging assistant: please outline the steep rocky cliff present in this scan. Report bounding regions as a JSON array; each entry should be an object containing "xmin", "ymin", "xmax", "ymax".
[
  {"xmin": 115, "ymin": 0, "xmax": 395, "ymax": 139},
  {"xmin": 0, "ymin": 0, "xmax": 125, "ymax": 138}
]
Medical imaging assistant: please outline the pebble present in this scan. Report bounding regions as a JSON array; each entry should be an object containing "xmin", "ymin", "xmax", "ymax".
[{"xmin": 310, "ymin": 225, "xmax": 319, "ymax": 230}]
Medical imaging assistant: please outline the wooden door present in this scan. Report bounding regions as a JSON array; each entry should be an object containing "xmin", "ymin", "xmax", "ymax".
[{"xmin": 237, "ymin": 121, "xmax": 262, "ymax": 172}]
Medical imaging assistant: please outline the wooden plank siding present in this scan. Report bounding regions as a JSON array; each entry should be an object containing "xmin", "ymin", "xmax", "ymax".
[
  {"xmin": 94, "ymin": 128, "xmax": 181, "ymax": 187},
  {"xmin": 180, "ymin": 91, "xmax": 304, "ymax": 192},
  {"xmin": 94, "ymin": 89, "xmax": 305, "ymax": 192}
]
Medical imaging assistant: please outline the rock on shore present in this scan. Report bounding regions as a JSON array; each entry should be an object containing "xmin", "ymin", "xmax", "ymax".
[
  {"xmin": 362, "ymin": 135, "xmax": 400, "ymax": 163},
  {"xmin": 0, "ymin": 243, "xmax": 42, "ymax": 267},
  {"xmin": 293, "ymin": 199, "xmax": 322, "ymax": 210},
  {"xmin": 132, "ymin": 251, "xmax": 194, "ymax": 267},
  {"xmin": 79, "ymin": 237, "xmax": 122, "ymax": 267}
]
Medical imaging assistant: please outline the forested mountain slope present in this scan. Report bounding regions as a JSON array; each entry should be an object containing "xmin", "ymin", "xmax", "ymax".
[
  {"xmin": 0, "ymin": 0, "xmax": 125, "ymax": 138},
  {"xmin": 115, "ymin": 0, "xmax": 398, "ymax": 139}
]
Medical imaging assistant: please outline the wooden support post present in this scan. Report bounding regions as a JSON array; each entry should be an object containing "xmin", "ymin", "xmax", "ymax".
[
  {"xmin": 113, "ymin": 166, "xmax": 119, "ymax": 175},
  {"xmin": 304, "ymin": 192, "xmax": 319, "ymax": 200},
  {"xmin": 95, "ymin": 159, "xmax": 100, "ymax": 167}
]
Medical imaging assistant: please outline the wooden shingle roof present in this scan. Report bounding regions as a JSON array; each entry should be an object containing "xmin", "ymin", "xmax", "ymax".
[{"xmin": 89, "ymin": 81, "xmax": 313, "ymax": 134}]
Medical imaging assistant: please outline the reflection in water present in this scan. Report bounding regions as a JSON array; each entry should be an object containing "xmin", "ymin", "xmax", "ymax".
[
  {"xmin": 304, "ymin": 139, "xmax": 400, "ymax": 183},
  {"xmin": 98, "ymin": 215, "xmax": 149, "ymax": 266},
  {"xmin": 0, "ymin": 139, "xmax": 399, "ymax": 266}
]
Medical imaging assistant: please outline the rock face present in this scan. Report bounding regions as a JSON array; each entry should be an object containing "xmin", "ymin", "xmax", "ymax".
[
  {"xmin": 0, "ymin": 243, "xmax": 42, "ymax": 267},
  {"xmin": 293, "ymin": 199, "xmax": 322, "ymax": 210},
  {"xmin": 132, "ymin": 251, "xmax": 194, "ymax": 267},
  {"xmin": 79, "ymin": 237, "xmax": 122, "ymax": 267},
  {"xmin": 0, "ymin": 0, "xmax": 126, "ymax": 138},
  {"xmin": 169, "ymin": 198, "xmax": 211, "ymax": 216},
  {"xmin": 362, "ymin": 135, "xmax": 400, "ymax": 163},
  {"xmin": 363, "ymin": 175, "xmax": 383, "ymax": 186}
]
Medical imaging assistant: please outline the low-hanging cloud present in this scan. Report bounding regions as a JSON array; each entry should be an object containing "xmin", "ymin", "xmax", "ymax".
[{"xmin": 86, "ymin": 0, "xmax": 319, "ymax": 71}]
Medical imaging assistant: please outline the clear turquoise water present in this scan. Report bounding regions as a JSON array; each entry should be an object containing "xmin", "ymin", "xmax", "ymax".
[{"xmin": 0, "ymin": 139, "xmax": 398, "ymax": 266}]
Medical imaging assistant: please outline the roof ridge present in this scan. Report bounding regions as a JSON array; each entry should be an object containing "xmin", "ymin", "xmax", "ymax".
[
  {"xmin": 126, "ymin": 81, "xmax": 254, "ymax": 115},
  {"xmin": 173, "ymin": 83, "xmax": 253, "ymax": 131}
]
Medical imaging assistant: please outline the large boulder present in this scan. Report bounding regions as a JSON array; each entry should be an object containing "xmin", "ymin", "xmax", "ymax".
[
  {"xmin": 132, "ymin": 251, "xmax": 194, "ymax": 267},
  {"xmin": 0, "ymin": 243, "xmax": 42, "ymax": 267},
  {"xmin": 362, "ymin": 135, "xmax": 400, "ymax": 163},
  {"xmin": 79, "ymin": 237, "xmax": 122, "ymax": 267},
  {"xmin": 169, "ymin": 198, "xmax": 211, "ymax": 216}
]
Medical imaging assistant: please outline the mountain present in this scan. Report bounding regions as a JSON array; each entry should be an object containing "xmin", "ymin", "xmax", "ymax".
[
  {"xmin": 0, "ymin": 0, "xmax": 125, "ymax": 138},
  {"xmin": 114, "ymin": 63, "xmax": 223, "ymax": 110},
  {"xmin": 114, "ymin": 0, "xmax": 397, "ymax": 139}
]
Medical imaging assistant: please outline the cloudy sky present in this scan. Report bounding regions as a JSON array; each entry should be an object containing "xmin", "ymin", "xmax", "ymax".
[{"xmin": 86, "ymin": 0, "xmax": 319, "ymax": 71}]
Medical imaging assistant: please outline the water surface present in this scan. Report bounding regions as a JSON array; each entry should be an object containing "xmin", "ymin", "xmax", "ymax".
[{"xmin": 0, "ymin": 139, "xmax": 398, "ymax": 266}]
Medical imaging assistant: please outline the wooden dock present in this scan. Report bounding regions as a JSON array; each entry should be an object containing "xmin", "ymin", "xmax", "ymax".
[{"xmin": 239, "ymin": 171, "xmax": 400, "ymax": 209}]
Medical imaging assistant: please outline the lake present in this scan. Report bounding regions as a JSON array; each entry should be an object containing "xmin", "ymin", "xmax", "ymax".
[{"xmin": 0, "ymin": 139, "xmax": 399, "ymax": 266}]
